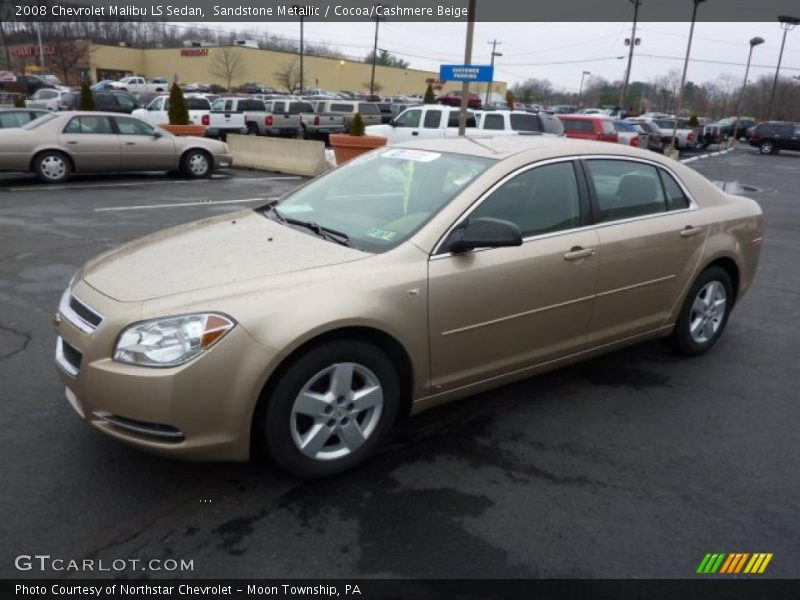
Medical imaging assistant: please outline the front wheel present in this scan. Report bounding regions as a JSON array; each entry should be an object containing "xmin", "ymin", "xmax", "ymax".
[
  {"xmin": 261, "ymin": 340, "xmax": 401, "ymax": 478},
  {"xmin": 34, "ymin": 150, "xmax": 71, "ymax": 183},
  {"xmin": 667, "ymin": 266, "xmax": 733, "ymax": 356},
  {"xmin": 759, "ymin": 141, "xmax": 775, "ymax": 155},
  {"xmin": 181, "ymin": 150, "xmax": 211, "ymax": 178}
]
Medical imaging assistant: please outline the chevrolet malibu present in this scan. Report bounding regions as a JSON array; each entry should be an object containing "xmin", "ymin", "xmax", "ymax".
[
  {"xmin": 0, "ymin": 111, "xmax": 231, "ymax": 182},
  {"xmin": 54, "ymin": 137, "xmax": 763, "ymax": 478}
]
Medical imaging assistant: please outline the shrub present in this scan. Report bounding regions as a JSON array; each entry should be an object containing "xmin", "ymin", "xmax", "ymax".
[
  {"xmin": 689, "ymin": 113, "xmax": 699, "ymax": 127},
  {"xmin": 14, "ymin": 96, "xmax": 25, "ymax": 108},
  {"xmin": 79, "ymin": 84, "xmax": 96, "ymax": 111},
  {"xmin": 423, "ymin": 84, "xmax": 435, "ymax": 104},
  {"xmin": 168, "ymin": 82, "xmax": 190, "ymax": 125},
  {"xmin": 349, "ymin": 112, "xmax": 366, "ymax": 136}
]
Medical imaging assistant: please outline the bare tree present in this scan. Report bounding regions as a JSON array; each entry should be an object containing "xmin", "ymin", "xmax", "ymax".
[
  {"xmin": 210, "ymin": 46, "xmax": 246, "ymax": 91},
  {"xmin": 274, "ymin": 61, "xmax": 301, "ymax": 93}
]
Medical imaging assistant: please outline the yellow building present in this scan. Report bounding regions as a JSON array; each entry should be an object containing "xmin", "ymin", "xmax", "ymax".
[{"xmin": 88, "ymin": 43, "xmax": 506, "ymax": 97}]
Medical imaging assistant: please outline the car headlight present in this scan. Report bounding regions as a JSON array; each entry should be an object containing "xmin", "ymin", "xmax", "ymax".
[{"xmin": 114, "ymin": 313, "xmax": 235, "ymax": 367}]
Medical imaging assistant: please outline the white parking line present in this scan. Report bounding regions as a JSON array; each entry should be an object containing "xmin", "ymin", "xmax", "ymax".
[
  {"xmin": 5, "ymin": 175, "xmax": 301, "ymax": 193},
  {"xmin": 95, "ymin": 197, "xmax": 277, "ymax": 212}
]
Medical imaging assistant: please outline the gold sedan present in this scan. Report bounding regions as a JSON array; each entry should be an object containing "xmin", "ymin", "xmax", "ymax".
[
  {"xmin": 54, "ymin": 137, "xmax": 763, "ymax": 478},
  {"xmin": 0, "ymin": 111, "xmax": 231, "ymax": 182}
]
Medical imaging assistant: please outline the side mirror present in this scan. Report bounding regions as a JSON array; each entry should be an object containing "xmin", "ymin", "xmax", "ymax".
[
  {"xmin": 152, "ymin": 130, "xmax": 163, "ymax": 138},
  {"xmin": 389, "ymin": 117, "xmax": 396, "ymax": 126},
  {"xmin": 447, "ymin": 217, "xmax": 523, "ymax": 254}
]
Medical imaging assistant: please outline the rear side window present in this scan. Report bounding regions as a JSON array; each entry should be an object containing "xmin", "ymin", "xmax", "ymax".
[
  {"xmin": 509, "ymin": 113, "xmax": 541, "ymax": 132},
  {"xmin": 240, "ymin": 100, "xmax": 266, "ymax": 111},
  {"xmin": 0, "ymin": 112, "xmax": 28, "ymax": 127},
  {"xmin": 423, "ymin": 110, "xmax": 442, "ymax": 128},
  {"xmin": 290, "ymin": 102, "xmax": 313, "ymax": 113},
  {"xmin": 601, "ymin": 120, "xmax": 616, "ymax": 134},
  {"xmin": 95, "ymin": 94, "xmax": 114, "ymax": 108},
  {"xmin": 447, "ymin": 111, "xmax": 476, "ymax": 128},
  {"xmin": 63, "ymin": 116, "xmax": 113, "ymax": 134},
  {"xmin": 586, "ymin": 160, "xmax": 667, "ymax": 222},
  {"xmin": 540, "ymin": 114, "xmax": 564, "ymax": 135},
  {"xmin": 358, "ymin": 103, "xmax": 380, "ymax": 115},
  {"xmin": 185, "ymin": 98, "xmax": 211, "ymax": 110},
  {"xmin": 483, "ymin": 114, "xmax": 504, "ymax": 130},
  {"xmin": 659, "ymin": 170, "xmax": 691, "ymax": 211},
  {"xmin": 562, "ymin": 119, "xmax": 594, "ymax": 132},
  {"xmin": 330, "ymin": 103, "xmax": 354, "ymax": 113},
  {"xmin": 470, "ymin": 162, "xmax": 582, "ymax": 237}
]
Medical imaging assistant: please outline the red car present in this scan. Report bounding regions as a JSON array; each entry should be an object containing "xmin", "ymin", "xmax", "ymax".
[
  {"xmin": 557, "ymin": 114, "xmax": 618, "ymax": 143},
  {"xmin": 437, "ymin": 91, "xmax": 482, "ymax": 109}
]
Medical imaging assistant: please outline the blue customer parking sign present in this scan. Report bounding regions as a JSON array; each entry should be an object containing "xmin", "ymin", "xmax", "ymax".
[{"xmin": 439, "ymin": 64, "xmax": 494, "ymax": 83}]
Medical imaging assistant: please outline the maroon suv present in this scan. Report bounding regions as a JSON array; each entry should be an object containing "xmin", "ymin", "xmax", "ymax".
[{"xmin": 437, "ymin": 91, "xmax": 482, "ymax": 109}]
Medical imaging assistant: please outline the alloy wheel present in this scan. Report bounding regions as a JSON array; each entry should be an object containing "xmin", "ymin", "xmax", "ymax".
[
  {"xmin": 689, "ymin": 281, "xmax": 727, "ymax": 344},
  {"xmin": 290, "ymin": 362, "xmax": 383, "ymax": 461}
]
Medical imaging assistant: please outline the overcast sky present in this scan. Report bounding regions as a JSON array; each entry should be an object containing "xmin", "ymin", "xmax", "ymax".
[{"xmin": 205, "ymin": 21, "xmax": 800, "ymax": 91}]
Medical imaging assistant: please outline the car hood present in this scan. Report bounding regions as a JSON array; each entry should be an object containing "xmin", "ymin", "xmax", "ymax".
[{"xmin": 81, "ymin": 209, "xmax": 368, "ymax": 302}]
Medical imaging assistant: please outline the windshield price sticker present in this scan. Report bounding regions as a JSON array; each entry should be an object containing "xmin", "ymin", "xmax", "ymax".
[
  {"xmin": 366, "ymin": 227, "xmax": 398, "ymax": 241},
  {"xmin": 382, "ymin": 149, "xmax": 441, "ymax": 162}
]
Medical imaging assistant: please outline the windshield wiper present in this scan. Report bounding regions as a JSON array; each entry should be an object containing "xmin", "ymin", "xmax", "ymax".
[{"xmin": 262, "ymin": 201, "xmax": 350, "ymax": 247}]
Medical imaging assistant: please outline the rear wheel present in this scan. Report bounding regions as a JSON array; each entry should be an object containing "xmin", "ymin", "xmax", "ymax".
[
  {"xmin": 759, "ymin": 140, "xmax": 775, "ymax": 155},
  {"xmin": 246, "ymin": 123, "xmax": 259, "ymax": 135},
  {"xmin": 34, "ymin": 150, "xmax": 71, "ymax": 183},
  {"xmin": 181, "ymin": 149, "xmax": 211, "ymax": 178},
  {"xmin": 667, "ymin": 266, "xmax": 733, "ymax": 356},
  {"xmin": 260, "ymin": 340, "xmax": 400, "ymax": 478}
]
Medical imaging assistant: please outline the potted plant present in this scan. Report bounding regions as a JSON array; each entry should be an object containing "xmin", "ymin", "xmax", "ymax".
[
  {"xmin": 161, "ymin": 82, "xmax": 207, "ymax": 137},
  {"xmin": 329, "ymin": 112, "xmax": 387, "ymax": 165}
]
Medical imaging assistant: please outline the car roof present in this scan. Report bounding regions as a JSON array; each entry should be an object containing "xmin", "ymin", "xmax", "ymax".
[{"xmin": 559, "ymin": 113, "xmax": 611, "ymax": 120}]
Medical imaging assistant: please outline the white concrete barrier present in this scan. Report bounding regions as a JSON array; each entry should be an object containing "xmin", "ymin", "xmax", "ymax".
[{"xmin": 227, "ymin": 134, "xmax": 327, "ymax": 177}]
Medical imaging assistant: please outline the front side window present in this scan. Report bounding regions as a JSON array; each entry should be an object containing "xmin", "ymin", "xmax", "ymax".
[
  {"xmin": 149, "ymin": 97, "xmax": 164, "ymax": 111},
  {"xmin": 586, "ymin": 160, "xmax": 667, "ymax": 222},
  {"xmin": 273, "ymin": 149, "xmax": 496, "ymax": 253},
  {"xmin": 63, "ymin": 116, "xmax": 113, "ymax": 134},
  {"xmin": 115, "ymin": 117, "xmax": 155, "ymax": 136},
  {"xmin": 469, "ymin": 162, "xmax": 582, "ymax": 238},
  {"xmin": 562, "ymin": 119, "xmax": 594, "ymax": 132},
  {"xmin": 395, "ymin": 109, "xmax": 421, "ymax": 128}
]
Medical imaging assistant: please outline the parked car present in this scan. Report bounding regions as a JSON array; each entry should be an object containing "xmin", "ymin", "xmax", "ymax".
[
  {"xmin": 316, "ymin": 100, "xmax": 382, "ymax": 130},
  {"xmin": 110, "ymin": 77, "xmax": 169, "ymax": 94},
  {"xmin": 0, "ymin": 108, "xmax": 50, "ymax": 128},
  {"xmin": 376, "ymin": 102, "xmax": 394, "ymax": 124},
  {"xmin": 212, "ymin": 97, "xmax": 270, "ymax": 136},
  {"xmin": 437, "ymin": 91, "xmax": 482, "ymax": 109},
  {"xmin": 25, "ymin": 88, "xmax": 72, "ymax": 111},
  {"xmin": 133, "ymin": 95, "xmax": 247, "ymax": 140},
  {"xmin": 697, "ymin": 123, "xmax": 725, "ymax": 149},
  {"xmin": 53, "ymin": 136, "xmax": 762, "ymax": 478},
  {"xmin": 748, "ymin": 122, "xmax": 800, "ymax": 155},
  {"xmin": 184, "ymin": 82, "xmax": 212, "ymax": 93},
  {"xmin": 717, "ymin": 117, "xmax": 756, "ymax": 140},
  {"xmin": 649, "ymin": 117, "xmax": 698, "ymax": 151},
  {"xmin": 91, "ymin": 80, "xmax": 118, "ymax": 91},
  {"xmin": 557, "ymin": 114, "xmax": 618, "ymax": 143},
  {"xmin": 627, "ymin": 119, "xmax": 666, "ymax": 153},
  {"xmin": 476, "ymin": 110, "xmax": 564, "ymax": 135},
  {"xmin": 612, "ymin": 119, "xmax": 647, "ymax": 148},
  {"xmin": 61, "ymin": 90, "xmax": 140, "ymax": 114},
  {"xmin": 0, "ymin": 112, "xmax": 231, "ymax": 182},
  {"xmin": 0, "ymin": 74, "xmax": 54, "ymax": 96}
]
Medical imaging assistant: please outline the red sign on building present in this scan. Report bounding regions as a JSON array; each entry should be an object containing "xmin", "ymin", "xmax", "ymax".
[
  {"xmin": 180, "ymin": 48, "xmax": 209, "ymax": 57},
  {"xmin": 13, "ymin": 44, "xmax": 56, "ymax": 58}
]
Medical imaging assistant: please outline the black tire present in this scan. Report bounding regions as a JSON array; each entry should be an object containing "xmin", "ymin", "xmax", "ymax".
[
  {"xmin": 246, "ymin": 123, "xmax": 259, "ymax": 135},
  {"xmin": 261, "ymin": 340, "xmax": 401, "ymax": 479},
  {"xmin": 759, "ymin": 140, "xmax": 775, "ymax": 155},
  {"xmin": 667, "ymin": 266, "xmax": 734, "ymax": 357},
  {"xmin": 180, "ymin": 149, "xmax": 211, "ymax": 178},
  {"xmin": 34, "ymin": 150, "xmax": 71, "ymax": 183}
]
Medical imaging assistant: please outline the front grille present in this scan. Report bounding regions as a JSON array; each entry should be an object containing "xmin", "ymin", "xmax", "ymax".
[
  {"xmin": 69, "ymin": 295, "xmax": 102, "ymax": 328},
  {"xmin": 93, "ymin": 412, "xmax": 185, "ymax": 443}
]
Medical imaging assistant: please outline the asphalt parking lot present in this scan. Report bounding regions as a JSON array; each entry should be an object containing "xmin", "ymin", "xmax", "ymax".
[{"xmin": 1, "ymin": 149, "xmax": 798, "ymax": 579}]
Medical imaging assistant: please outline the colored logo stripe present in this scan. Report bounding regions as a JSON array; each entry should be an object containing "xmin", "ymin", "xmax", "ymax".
[{"xmin": 698, "ymin": 553, "xmax": 773, "ymax": 574}]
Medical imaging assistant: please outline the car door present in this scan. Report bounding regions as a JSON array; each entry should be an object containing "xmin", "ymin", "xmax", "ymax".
[
  {"xmin": 59, "ymin": 115, "xmax": 121, "ymax": 172},
  {"xmin": 428, "ymin": 160, "xmax": 599, "ymax": 391},
  {"xmin": 113, "ymin": 116, "xmax": 177, "ymax": 171},
  {"xmin": 141, "ymin": 97, "xmax": 164, "ymax": 125},
  {"xmin": 582, "ymin": 158, "xmax": 707, "ymax": 346},
  {"xmin": 390, "ymin": 108, "xmax": 423, "ymax": 143}
]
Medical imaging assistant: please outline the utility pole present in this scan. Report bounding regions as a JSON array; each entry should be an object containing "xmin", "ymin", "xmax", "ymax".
[
  {"xmin": 669, "ymin": 0, "xmax": 707, "ymax": 158},
  {"xmin": 458, "ymin": 0, "xmax": 476, "ymax": 136},
  {"xmin": 767, "ymin": 15, "xmax": 800, "ymax": 121},
  {"xmin": 484, "ymin": 39, "xmax": 501, "ymax": 105},
  {"xmin": 36, "ymin": 23, "xmax": 45, "ymax": 69},
  {"xmin": 292, "ymin": 5, "xmax": 304, "ymax": 94},
  {"xmin": 732, "ymin": 36, "xmax": 764, "ymax": 143},
  {"xmin": 619, "ymin": 0, "xmax": 641, "ymax": 110},
  {"xmin": 369, "ymin": 9, "xmax": 385, "ymax": 96},
  {"xmin": 578, "ymin": 70, "xmax": 590, "ymax": 106}
]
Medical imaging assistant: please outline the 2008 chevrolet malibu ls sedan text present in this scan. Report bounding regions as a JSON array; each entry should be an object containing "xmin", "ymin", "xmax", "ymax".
[{"xmin": 54, "ymin": 136, "xmax": 762, "ymax": 478}]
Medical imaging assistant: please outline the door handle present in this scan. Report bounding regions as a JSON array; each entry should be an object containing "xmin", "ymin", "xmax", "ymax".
[
  {"xmin": 680, "ymin": 226, "xmax": 703, "ymax": 238},
  {"xmin": 125, "ymin": 142, "xmax": 135, "ymax": 145},
  {"xmin": 66, "ymin": 141, "xmax": 78, "ymax": 145},
  {"xmin": 563, "ymin": 246, "xmax": 595, "ymax": 260},
  {"xmin": 412, "ymin": 131, "xmax": 419, "ymax": 136}
]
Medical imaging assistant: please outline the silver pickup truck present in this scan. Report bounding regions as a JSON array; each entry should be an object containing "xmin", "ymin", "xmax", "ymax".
[
  {"xmin": 262, "ymin": 99, "xmax": 345, "ymax": 140},
  {"xmin": 212, "ymin": 97, "xmax": 271, "ymax": 136}
]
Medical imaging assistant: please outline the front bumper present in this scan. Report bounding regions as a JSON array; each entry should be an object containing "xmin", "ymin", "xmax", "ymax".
[
  {"xmin": 54, "ymin": 281, "xmax": 276, "ymax": 461},
  {"xmin": 214, "ymin": 153, "xmax": 234, "ymax": 169}
]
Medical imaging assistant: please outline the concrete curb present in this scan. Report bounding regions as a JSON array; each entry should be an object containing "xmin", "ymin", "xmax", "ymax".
[{"xmin": 680, "ymin": 147, "xmax": 734, "ymax": 164}]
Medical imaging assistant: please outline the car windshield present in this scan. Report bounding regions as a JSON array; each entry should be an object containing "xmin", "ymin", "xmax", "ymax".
[
  {"xmin": 22, "ymin": 113, "xmax": 59, "ymax": 129},
  {"xmin": 268, "ymin": 149, "xmax": 496, "ymax": 253}
]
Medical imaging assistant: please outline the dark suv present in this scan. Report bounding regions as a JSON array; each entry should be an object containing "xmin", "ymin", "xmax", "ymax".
[
  {"xmin": 62, "ymin": 90, "xmax": 139, "ymax": 113},
  {"xmin": 748, "ymin": 122, "xmax": 800, "ymax": 155}
]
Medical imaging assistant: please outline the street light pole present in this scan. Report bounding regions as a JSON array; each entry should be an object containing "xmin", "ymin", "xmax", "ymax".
[
  {"xmin": 767, "ymin": 15, "xmax": 800, "ymax": 121},
  {"xmin": 619, "ymin": 0, "xmax": 641, "ymax": 109},
  {"xmin": 484, "ymin": 39, "xmax": 501, "ymax": 105},
  {"xmin": 292, "ymin": 5, "xmax": 304, "ymax": 93},
  {"xmin": 669, "ymin": 0, "xmax": 707, "ymax": 158},
  {"xmin": 369, "ymin": 10, "xmax": 385, "ymax": 96},
  {"xmin": 458, "ymin": 0, "xmax": 477, "ymax": 136},
  {"xmin": 732, "ymin": 36, "xmax": 764, "ymax": 144},
  {"xmin": 579, "ymin": 70, "xmax": 590, "ymax": 106}
]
